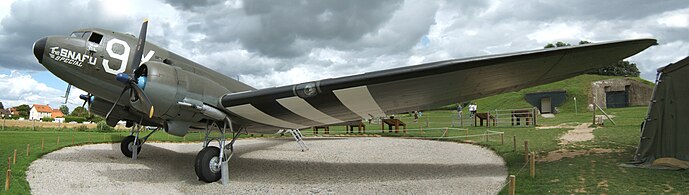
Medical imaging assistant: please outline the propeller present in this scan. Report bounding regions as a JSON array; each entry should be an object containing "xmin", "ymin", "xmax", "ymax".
[
  {"xmin": 62, "ymin": 84, "xmax": 72, "ymax": 104},
  {"xmin": 79, "ymin": 93, "xmax": 94, "ymax": 115},
  {"xmin": 105, "ymin": 19, "xmax": 155, "ymax": 120}
]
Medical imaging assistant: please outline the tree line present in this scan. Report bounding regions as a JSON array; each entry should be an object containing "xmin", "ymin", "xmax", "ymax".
[{"xmin": 1, "ymin": 103, "xmax": 102, "ymax": 123}]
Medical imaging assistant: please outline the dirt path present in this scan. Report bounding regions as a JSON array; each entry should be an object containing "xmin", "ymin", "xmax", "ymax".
[
  {"xmin": 537, "ymin": 122, "xmax": 596, "ymax": 145},
  {"xmin": 537, "ymin": 122, "xmax": 616, "ymax": 162},
  {"xmin": 559, "ymin": 123, "xmax": 595, "ymax": 145}
]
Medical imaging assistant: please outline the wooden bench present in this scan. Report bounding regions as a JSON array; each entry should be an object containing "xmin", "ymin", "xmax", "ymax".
[
  {"xmin": 511, "ymin": 110, "xmax": 534, "ymax": 126},
  {"xmin": 340, "ymin": 120, "xmax": 366, "ymax": 133},
  {"xmin": 313, "ymin": 120, "xmax": 366, "ymax": 134},
  {"xmin": 312, "ymin": 126, "xmax": 330, "ymax": 134},
  {"xmin": 381, "ymin": 118, "xmax": 406, "ymax": 133},
  {"xmin": 474, "ymin": 112, "xmax": 496, "ymax": 127}
]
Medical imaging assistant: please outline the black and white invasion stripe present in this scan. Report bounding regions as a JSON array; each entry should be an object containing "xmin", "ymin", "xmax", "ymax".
[{"xmin": 224, "ymin": 85, "xmax": 386, "ymax": 129}]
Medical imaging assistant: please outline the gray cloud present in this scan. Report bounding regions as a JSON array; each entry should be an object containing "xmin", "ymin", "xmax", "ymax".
[
  {"xmin": 180, "ymin": 0, "xmax": 405, "ymax": 58},
  {"xmin": 0, "ymin": 0, "xmax": 688, "ymax": 90},
  {"xmin": 164, "ymin": 0, "xmax": 224, "ymax": 11},
  {"xmin": 0, "ymin": 0, "xmax": 135, "ymax": 70}
]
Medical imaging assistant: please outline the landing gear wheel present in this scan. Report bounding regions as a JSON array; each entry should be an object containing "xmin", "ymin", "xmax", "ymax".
[
  {"xmin": 195, "ymin": 146, "xmax": 222, "ymax": 183},
  {"xmin": 120, "ymin": 135, "xmax": 142, "ymax": 158}
]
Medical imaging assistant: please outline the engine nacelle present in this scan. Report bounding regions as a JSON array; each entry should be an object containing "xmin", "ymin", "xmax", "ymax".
[
  {"xmin": 164, "ymin": 120, "xmax": 192, "ymax": 137},
  {"xmin": 134, "ymin": 61, "xmax": 231, "ymax": 122},
  {"xmin": 133, "ymin": 61, "xmax": 178, "ymax": 118},
  {"xmin": 89, "ymin": 96, "xmax": 157, "ymax": 127}
]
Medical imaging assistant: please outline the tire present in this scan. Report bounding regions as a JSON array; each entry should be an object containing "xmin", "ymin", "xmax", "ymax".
[
  {"xmin": 120, "ymin": 135, "xmax": 142, "ymax": 158},
  {"xmin": 195, "ymin": 146, "xmax": 222, "ymax": 183}
]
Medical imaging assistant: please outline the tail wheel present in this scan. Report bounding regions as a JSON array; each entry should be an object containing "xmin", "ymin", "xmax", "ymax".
[
  {"xmin": 195, "ymin": 146, "xmax": 222, "ymax": 183},
  {"xmin": 120, "ymin": 135, "xmax": 142, "ymax": 158}
]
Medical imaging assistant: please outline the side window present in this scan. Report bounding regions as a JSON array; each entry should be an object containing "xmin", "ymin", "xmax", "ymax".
[{"xmin": 88, "ymin": 32, "xmax": 103, "ymax": 44}]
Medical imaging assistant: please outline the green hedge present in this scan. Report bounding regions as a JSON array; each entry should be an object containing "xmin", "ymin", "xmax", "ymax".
[{"xmin": 64, "ymin": 116, "xmax": 86, "ymax": 123}]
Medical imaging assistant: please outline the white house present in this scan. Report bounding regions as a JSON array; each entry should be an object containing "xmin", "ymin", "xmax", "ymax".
[{"xmin": 29, "ymin": 104, "xmax": 53, "ymax": 120}]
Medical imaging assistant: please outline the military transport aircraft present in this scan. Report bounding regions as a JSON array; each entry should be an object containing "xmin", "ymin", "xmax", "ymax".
[{"xmin": 32, "ymin": 20, "xmax": 656, "ymax": 183}]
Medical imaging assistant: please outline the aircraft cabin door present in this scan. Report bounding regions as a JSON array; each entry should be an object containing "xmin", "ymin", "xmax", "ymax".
[{"xmin": 81, "ymin": 31, "xmax": 104, "ymax": 75}]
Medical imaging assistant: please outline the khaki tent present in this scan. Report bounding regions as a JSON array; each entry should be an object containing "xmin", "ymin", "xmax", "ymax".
[{"xmin": 633, "ymin": 56, "xmax": 689, "ymax": 166}]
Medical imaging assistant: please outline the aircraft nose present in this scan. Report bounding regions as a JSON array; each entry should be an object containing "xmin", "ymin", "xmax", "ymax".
[{"xmin": 33, "ymin": 37, "xmax": 47, "ymax": 63}]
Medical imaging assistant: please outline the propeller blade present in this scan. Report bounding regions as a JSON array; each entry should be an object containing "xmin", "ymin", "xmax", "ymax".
[
  {"xmin": 86, "ymin": 94, "xmax": 92, "ymax": 116},
  {"xmin": 130, "ymin": 19, "xmax": 148, "ymax": 72},
  {"xmin": 105, "ymin": 86, "xmax": 130, "ymax": 120},
  {"xmin": 130, "ymin": 82, "xmax": 154, "ymax": 118},
  {"xmin": 63, "ymin": 84, "xmax": 71, "ymax": 104}
]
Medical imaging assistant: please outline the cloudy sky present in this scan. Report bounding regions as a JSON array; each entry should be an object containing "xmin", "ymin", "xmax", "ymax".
[{"xmin": 0, "ymin": 0, "xmax": 687, "ymax": 109}]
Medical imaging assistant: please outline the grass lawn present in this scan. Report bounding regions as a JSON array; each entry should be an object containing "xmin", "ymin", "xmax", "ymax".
[{"xmin": 2, "ymin": 106, "xmax": 687, "ymax": 194}]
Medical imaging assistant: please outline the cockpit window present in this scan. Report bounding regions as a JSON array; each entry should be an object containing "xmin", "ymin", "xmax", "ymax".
[
  {"xmin": 88, "ymin": 32, "xmax": 103, "ymax": 44},
  {"xmin": 70, "ymin": 31, "xmax": 86, "ymax": 38}
]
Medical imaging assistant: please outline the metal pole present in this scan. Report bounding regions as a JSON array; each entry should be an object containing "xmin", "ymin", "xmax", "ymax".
[
  {"xmin": 593, "ymin": 96, "xmax": 597, "ymax": 125},
  {"xmin": 425, "ymin": 112, "xmax": 429, "ymax": 127},
  {"xmin": 495, "ymin": 109, "xmax": 498, "ymax": 127},
  {"xmin": 574, "ymin": 97, "xmax": 578, "ymax": 115}
]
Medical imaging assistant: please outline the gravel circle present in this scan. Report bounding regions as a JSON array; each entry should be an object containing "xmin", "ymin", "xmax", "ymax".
[{"xmin": 28, "ymin": 137, "xmax": 507, "ymax": 194}]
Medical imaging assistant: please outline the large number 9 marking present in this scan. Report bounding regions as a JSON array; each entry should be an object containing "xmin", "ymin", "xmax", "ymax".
[
  {"xmin": 102, "ymin": 38, "xmax": 130, "ymax": 75},
  {"xmin": 102, "ymin": 38, "xmax": 156, "ymax": 75}
]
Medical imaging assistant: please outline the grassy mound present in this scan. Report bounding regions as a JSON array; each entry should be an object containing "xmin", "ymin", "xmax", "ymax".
[{"xmin": 440, "ymin": 74, "xmax": 653, "ymax": 113}]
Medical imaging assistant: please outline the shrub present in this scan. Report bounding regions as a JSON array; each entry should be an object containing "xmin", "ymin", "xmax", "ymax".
[
  {"xmin": 41, "ymin": 117, "xmax": 53, "ymax": 122},
  {"xmin": 64, "ymin": 116, "xmax": 86, "ymax": 123},
  {"xmin": 75, "ymin": 125, "xmax": 89, "ymax": 132},
  {"xmin": 96, "ymin": 121, "xmax": 113, "ymax": 132}
]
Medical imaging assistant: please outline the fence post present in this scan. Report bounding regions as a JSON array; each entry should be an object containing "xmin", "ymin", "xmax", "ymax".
[
  {"xmin": 512, "ymin": 136, "xmax": 516, "ymax": 151},
  {"xmin": 26, "ymin": 144, "xmax": 30, "ymax": 157},
  {"xmin": 530, "ymin": 152, "xmax": 536, "ymax": 177},
  {"xmin": 533, "ymin": 107, "xmax": 537, "ymax": 126},
  {"xmin": 524, "ymin": 140, "xmax": 529, "ymax": 162},
  {"xmin": 487, "ymin": 112, "xmax": 491, "ymax": 128},
  {"xmin": 5, "ymin": 169, "xmax": 10, "ymax": 191},
  {"xmin": 508, "ymin": 175, "xmax": 516, "ymax": 195},
  {"xmin": 57, "ymin": 136, "xmax": 60, "ymax": 146},
  {"xmin": 425, "ymin": 112, "xmax": 429, "ymax": 127},
  {"xmin": 501, "ymin": 133, "xmax": 504, "ymax": 145},
  {"xmin": 494, "ymin": 109, "xmax": 498, "ymax": 127},
  {"xmin": 41, "ymin": 138, "xmax": 44, "ymax": 152}
]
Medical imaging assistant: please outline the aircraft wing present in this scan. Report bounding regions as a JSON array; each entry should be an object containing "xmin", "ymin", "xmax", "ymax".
[{"xmin": 220, "ymin": 38, "xmax": 656, "ymax": 131}]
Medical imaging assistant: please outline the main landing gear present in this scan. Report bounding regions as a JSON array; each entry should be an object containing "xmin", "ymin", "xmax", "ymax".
[
  {"xmin": 194, "ymin": 118, "xmax": 243, "ymax": 184},
  {"xmin": 120, "ymin": 122, "xmax": 159, "ymax": 159}
]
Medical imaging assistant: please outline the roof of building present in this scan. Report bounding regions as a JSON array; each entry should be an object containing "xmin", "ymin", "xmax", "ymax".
[
  {"xmin": 32, "ymin": 104, "xmax": 53, "ymax": 113},
  {"xmin": 51, "ymin": 109, "xmax": 64, "ymax": 118}
]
